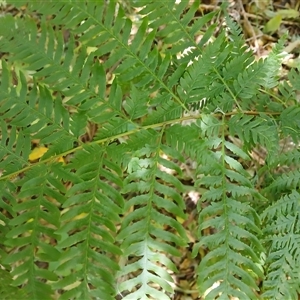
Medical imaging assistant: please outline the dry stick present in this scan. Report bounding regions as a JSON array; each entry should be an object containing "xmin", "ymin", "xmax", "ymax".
[{"xmin": 236, "ymin": 0, "xmax": 261, "ymax": 56}]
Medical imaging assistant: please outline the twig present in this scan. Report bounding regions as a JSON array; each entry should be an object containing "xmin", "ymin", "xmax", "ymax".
[{"xmin": 236, "ymin": 0, "xmax": 261, "ymax": 56}]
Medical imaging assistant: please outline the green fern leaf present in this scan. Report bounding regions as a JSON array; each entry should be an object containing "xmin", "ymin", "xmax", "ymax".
[
  {"xmin": 0, "ymin": 268, "xmax": 30, "ymax": 299},
  {"xmin": 52, "ymin": 144, "xmax": 123, "ymax": 299},
  {"xmin": 228, "ymin": 114, "xmax": 279, "ymax": 162},
  {"xmin": 280, "ymin": 106, "xmax": 300, "ymax": 143},
  {"xmin": 192, "ymin": 117, "xmax": 264, "ymax": 299},
  {"xmin": 3, "ymin": 165, "xmax": 62, "ymax": 299},
  {"xmin": 0, "ymin": 1, "xmax": 299, "ymax": 299},
  {"xmin": 116, "ymin": 136, "xmax": 187, "ymax": 299},
  {"xmin": 262, "ymin": 190, "xmax": 300, "ymax": 299}
]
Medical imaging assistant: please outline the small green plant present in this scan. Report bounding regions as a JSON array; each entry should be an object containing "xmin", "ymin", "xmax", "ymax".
[{"xmin": 0, "ymin": 1, "xmax": 299, "ymax": 299}]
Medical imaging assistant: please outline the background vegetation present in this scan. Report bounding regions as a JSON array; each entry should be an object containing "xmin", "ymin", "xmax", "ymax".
[{"xmin": 0, "ymin": 1, "xmax": 300, "ymax": 299}]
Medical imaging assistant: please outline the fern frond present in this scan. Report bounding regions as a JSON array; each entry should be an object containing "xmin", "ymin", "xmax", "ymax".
[
  {"xmin": 165, "ymin": 123, "xmax": 205, "ymax": 162},
  {"xmin": 116, "ymin": 132, "xmax": 187, "ymax": 299},
  {"xmin": 54, "ymin": 144, "xmax": 123, "ymax": 300},
  {"xmin": 228, "ymin": 114, "xmax": 279, "ymax": 161},
  {"xmin": 288, "ymin": 67, "xmax": 300, "ymax": 90},
  {"xmin": 274, "ymin": 148, "xmax": 300, "ymax": 166},
  {"xmin": 192, "ymin": 117, "xmax": 264, "ymax": 299},
  {"xmin": 263, "ymin": 169, "xmax": 300, "ymax": 198},
  {"xmin": 131, "ymin": 0, "xmax": 216, "ymax": 61},
  {"xmin": 260, "ymin": 35, "xmax": 285, "ymax": 89},
  {"xmin": 0, "ymin": 122, "xmax": 31, "ymax": 176},
  {"xmin": 3, "ymin": 165, "xmax": 63, "ymax": 299},
  {"xmin": 262, "ymin": 190, "xmax": 300, "ymax": 300},
  {"xmin": 32, "ymin": 0, "xmax": 190, "ymax": 117},
  {"xmin": 0, "ymin": 62, "xmax": 78, "ymax": 173},
  {"xmin": 280, "ymin": 106, "xmax": 300, "ymax": 143},
  {"xmin": 0, "ymin": 268, "xmax": 30, "ymax": 299}
]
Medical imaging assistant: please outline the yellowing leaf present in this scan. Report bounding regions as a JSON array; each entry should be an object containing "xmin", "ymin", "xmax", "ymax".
[
  {"xmin": 264, "ymin": 15, "xmax": 282, "ymax": 34},
  {"xmin": 276, "ymin": 9, "xmax": 299, "ymax": 19},
  {"xmin": 29, "ymin": 146, "xmax": 48, "ymax": 162},
  {"xmin": 29, "ymin": 146, "xmax": 66, "ymax": 164},
  {"xmin": 86, "ymin": 46, "xmax": 98, "ymax": 55},
  {"xmin": 72, "ymin": 212, "xmax": 88, "ymax": 220},
  {"xmin": 176, "ymin": 216, "xmax": 185, "ymax": 224},
  {"xmin": 57, "ymin": 157, "xmax": 65, "ymax": 164}
]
